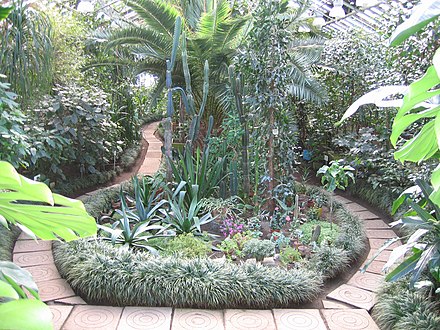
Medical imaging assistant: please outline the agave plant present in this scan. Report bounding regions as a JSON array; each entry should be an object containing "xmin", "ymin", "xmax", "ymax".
[
  {"xmin": 131, "ymin": 175, "xmax": 167, "ymax": 221},
  {"xmin": 163, "ymin": 182, "xmax": 216, "ymax": 235},
  {"xmin": 98, "ymin": 191, "xmax": 169, "ymax": 254}
]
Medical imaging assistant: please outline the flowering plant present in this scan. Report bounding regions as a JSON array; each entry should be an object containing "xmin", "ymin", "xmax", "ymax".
[{"xmin": 220, "ymin": 217, "xmax": 245, "ymax": 238}]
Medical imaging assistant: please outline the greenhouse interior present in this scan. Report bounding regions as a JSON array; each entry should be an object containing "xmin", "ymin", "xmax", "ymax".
[{"xmin": 0, "ymin": 0, "xmax": 439, "ymax": 329}]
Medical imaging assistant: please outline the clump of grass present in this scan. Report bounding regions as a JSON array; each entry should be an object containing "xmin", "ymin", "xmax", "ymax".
[
  {"xmin": 0, "ymin": 226, "xmax": 20, "ymax": 261},
  {"xmin": 307, "ymin": 245, "xmax": 350, "ymax": 279},
  {"xmin": 373, "ymin": 280, "xmax": 440, "ymax": 330},
  {"xmin": 53, "ymin": 239, "xmax": 322, "ymax": 308},
  {"xmin": 334, "ymin": 208, "xmax": 366, "ymax": 259}
]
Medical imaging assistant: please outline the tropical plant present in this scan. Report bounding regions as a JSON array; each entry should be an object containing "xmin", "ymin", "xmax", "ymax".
[
  {"xmin": 163, "ymin": 182, "xmax": 216, "ymax": 234},
  {"xmin": 131, "ymin": 175, "xmax": 167, "ymax": 221},
  {"xmin": 317, "ymin": 160, "xmax": 355, "ymax": 193},
  {"xmin": 0, "ymin": 77, "xmax": 30, "ymax": 168},
  {"xmin": 91, "ymin": 0, "xmax": 247, "ymax": 123},
  {"xmin": 0, "ymin": 0, "xmax": 53, "ymax": 103},
  {"xmin": 0, "ymin": 262, "xmax": 52, "ymax": 330},
  {"xmin": 168, "ymin": 146, "xmax": 226, "ymax": 204},
  {"xmin": 363, "ymin": 179, "xmax": 440, "ymax": 290},
  {"xmin": 242, "ymin": 239, "xmax": 275, "ymax": 262},
  {"xmin": 238, "ymin": 0, "xmax": 326, "ymax": 210},
  {"xmin": 337, "ymin": 0, "xmax": 440, "ymax": 206},
  {"xmin": 0, "ymin": 160, "xmax": 97, "ymax": 330},
  {"xmin": 0, "ymin": 161, "xmax": 96, "ymax": 240}
]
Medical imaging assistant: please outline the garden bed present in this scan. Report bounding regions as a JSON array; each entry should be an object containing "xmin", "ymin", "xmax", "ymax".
[{"xmin": 53, "ymin": 180, "xmax": 366, "ymax": 309}]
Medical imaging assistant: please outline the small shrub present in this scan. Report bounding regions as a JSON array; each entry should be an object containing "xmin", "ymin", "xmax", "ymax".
[
  {"xmin": 279, "ymin": 247, "xmax": 302, "ymax": 265},
  {"xmin": 0, "ymin": 226, "xmax": 20, "ymax": 261},
  {"xmin": 300, "ymin": 220, "xmax": 340, "ymax": 245},
  {"xmin": 270, "ymin": 232, "xmax": 290, "ymax": 249},
  {"xmin": 242, "ymin": 239, "xmax": 275, "ymax": 262},
  {"xmin": 160, "ymin": 234, "xmax": 211, "ymax": 258}
]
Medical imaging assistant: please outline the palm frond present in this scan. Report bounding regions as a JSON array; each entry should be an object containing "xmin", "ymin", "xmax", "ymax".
[{"xmin": 127, "ymin": 0, "xmax": 180, "ymax": 38}]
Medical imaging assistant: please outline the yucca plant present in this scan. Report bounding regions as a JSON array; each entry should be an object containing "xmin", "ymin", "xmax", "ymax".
[{"xmin": 163, "ymin": 182, "xmax": 216, "ymax": 235}]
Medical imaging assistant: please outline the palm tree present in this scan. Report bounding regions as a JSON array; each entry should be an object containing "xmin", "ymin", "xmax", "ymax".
[{"xmin": 91, "ymin": 0, "xmax": 248, "ymax": 126}]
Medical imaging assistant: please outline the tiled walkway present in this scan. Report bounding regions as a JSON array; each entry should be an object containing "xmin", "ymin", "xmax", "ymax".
[{"xmin": 12, "ymin": 122, "xmax": 397, "ymax": 329}]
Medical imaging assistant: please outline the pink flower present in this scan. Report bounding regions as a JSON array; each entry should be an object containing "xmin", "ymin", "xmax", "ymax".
[
  {"xmin": 275, "ymin": 207, "xmax": 279, "ymax": 211},
  {"xmin": 286, "ymin": 216, "xmax": 291, "ymax": 222}
]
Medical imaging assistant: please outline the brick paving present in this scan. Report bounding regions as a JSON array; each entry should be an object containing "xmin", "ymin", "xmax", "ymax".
[{"xmin": 11, "ymin": 121, "xmax": 398, "ymax": 329}]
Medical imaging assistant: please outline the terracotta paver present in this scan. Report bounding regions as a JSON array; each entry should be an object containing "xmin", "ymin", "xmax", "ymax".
[
  {"xmin": 361, "ymin": 260, "xmax": 386, "ymax": 275},
  {"xmin": 17, "ymin": 232, "xmax": 35, "ymax": 240},
  {"xmin": 327, "ymin": 284, "xmax": 376, "ymax": 310},
  {"xmin": 355, "ymin": 211, "xmax": 381, "ymax": 220},
  {"xmin": 344, "ymin": 203, "xmax": 368, "ymax": 212},
  {"xmin": 369, "ymin": 238, "xmax": 401, "ymax": 250},
  {"xmin": 38, "ymin": 279, "xmax": 76, "ymax": 302},
  {"xmin": 13, "ymin": 250, "xmax": 54, "ymax": 267},
  {"xmin": 362, "ymin": 220, "xmax": 390, "ymax": 229},
  {"xmin": 366, "ymin": 229, "xmax": 397, "ymax": 239},
  {"xmin": 49, "ymin": 305, "xmax": 73, "ymax": 330},
  {"xmin": 172, "ymin": 309, "xmax": 224, "ymax": 330},
  {"xmin": 224, "ymin": 309, "xmax": 276, "ymax": 330},
  {"xmin": 367, "ymin": 249, "xmax": 391, "ymax": 262},
  {"xmin": 24, "ymin": 264, "xmax": 61, "ymax": 283},
  {"xmin": 347, "ymin": 272, "xmax": 384, "ymax": 292},
  {"xmin": 118, "ymin": 307, "xmax": 172, "ymax": 330},
  {"xmin": 14, "ymin": 239, "xmax": 52, "ymax": 253},
  {"xmin": 321, "ymin": 309, "xmax": 379, "ymax": 330},
  {"xmin": 63, "ymin": 305, "xmax": 123, "ymax": 330},
  {"xmin": 333, "ymin": 195, "xmax": 354, "ymax": 205},
  {"xmin": 322, "ymin": 299, "xmax": 352, "ymax": 309},
  {"xmin": 146, "ymin": 151, "xmax": 162, "ymax": 158},
  {"xmin": 273, "ymin": 309, "xmax": 326, "ymax": 330},
  {"xmin": 55, "ymin": 296, "xmax": 87, "ymax": 305}
]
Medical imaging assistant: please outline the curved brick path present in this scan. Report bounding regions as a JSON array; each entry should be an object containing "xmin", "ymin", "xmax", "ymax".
[{"xmin": 12, "ymin": 121, "xmax": 395, "ymax": 329}]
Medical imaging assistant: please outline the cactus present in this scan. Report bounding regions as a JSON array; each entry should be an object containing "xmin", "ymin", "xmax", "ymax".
[
  {"xmin": 163, "ymin": 17, "xmax": 182, "ymax": 182},
  {"xmin": 311, "ymin": 225, "xmax": 321, "ymax": 244},
  {"xmin": 228, "ymin": 65, "xmax": 250, "ymax": 198},
  {"xmin": 230, "ymin": 160, "xmax": 238, "ymax": 197}
]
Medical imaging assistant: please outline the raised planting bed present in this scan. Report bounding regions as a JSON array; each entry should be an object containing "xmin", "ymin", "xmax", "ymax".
[{"xmin": 53, "ymin": 179, "xmax": 366, "ymax": 309}]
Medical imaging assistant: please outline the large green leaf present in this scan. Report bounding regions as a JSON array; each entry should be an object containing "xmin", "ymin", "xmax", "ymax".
[
  {"xmin": 0, "ymin": 161, "xmax": 96, "ymax": 241},
  {"xmin": 0, "ymin": 6, "xmax": 13, "ymax": 20},
  {"xmin": 336, "ymin": 86, "xmax": 407, "ymax": 126},
  {"xmin": 0, "ymin": 261, "xmax": 39, "ymax": 299},
  {"xmin": 394, "ymin": 121, "xmax": 438, "ymax": 162},
  {"xmin": 390, "ymin": 0, "xmax": 440, "ymax": 46},
  {"xmin": 0, "ymin": 299, "xmax": 52, "ymax": 330},
  {"xmin": 0, "ymin": 281, "xmax": 19, "ymax": 300}
]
